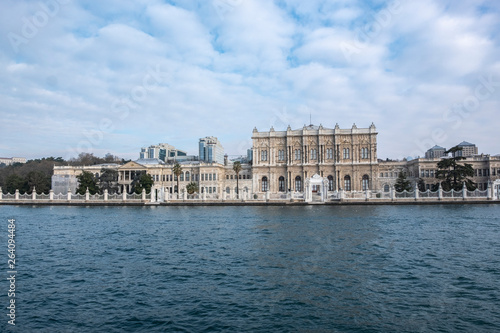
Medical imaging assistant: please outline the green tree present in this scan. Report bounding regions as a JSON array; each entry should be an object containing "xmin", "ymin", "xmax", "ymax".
[
  {"xmin": 132, "ymin": 173, "xmax": 153, "ymax": 194},
  {"xmin": 26, "ymin": 171, "xmax": 51, "ymax": 194},
  {"xmin": 99, "ymin": 168, "xmax": 119, "ymax": 194},
  {"xmin": 186, "ymin": 182, "xmax": 199, "ymax": 194},
  {"xmin": 76, "ymin": 171, "xmax": 99, "ymax": 195},
  {"xmin": 172, "ymin": 163, "xmax": 183, "ymax": 197},
  {"xmin": 232, "ymin": 161, "xmax": 242, "ymax": 198},
  {"xmin": 5, "ymin": 174, "xmax": 27, "ymax": 194},
  {"xmin": 394, "ymin": 172, "xmax": 412, "ymax": 192},
  {"xmin": 436, "ymin": 146, "xmax": 476, "ymax": 191}
]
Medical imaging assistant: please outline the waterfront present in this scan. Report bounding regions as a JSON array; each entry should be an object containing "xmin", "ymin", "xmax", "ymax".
[{"xmin": 1, "ymin": 205, "xmax": 499, "ymax": 332}]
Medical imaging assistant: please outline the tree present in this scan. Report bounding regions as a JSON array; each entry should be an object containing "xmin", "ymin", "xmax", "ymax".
[
  {"xmin": 132, "ymin": 173, "xmax": 153, "ymax": 194},
  {"xmin": 233, "ymin": 161, "xmax": 242, "ymax": 198},
  {"xmin": 436, "ymin": 146, "xmax": 476, "ymax": 191},
  {"xmin": 26, "ymin": 171, "xmax": 51, "ymax": 194},
  {"xmin": 417, "ymin": 178, "xmax": 426, "ymax": 192},
  {"xmin": 5, "ymin": 174, "xmax": 27, "ymax": 194},
  {"xmin": 99, "ymin": 168, "xmax": 119, "ymax": 194},
  {"xmin": 76, "ymin": 171, "xmax": 99, "ymax": 195},
  {"xmin": 186, "ymin": 182, "xmax": 199, "ymax": 194},
  {"xmin": 172, "ymin": 163, "xmax": 183, "ymax": 197},
  {"xmin": 394, "ymin": 172, "xmax": 412, "ymax": 192}
]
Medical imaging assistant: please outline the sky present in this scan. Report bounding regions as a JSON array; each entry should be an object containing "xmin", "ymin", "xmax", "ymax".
[{"xmin": 1, "ymin": 0, "xmax": 500, "ymax": 161}]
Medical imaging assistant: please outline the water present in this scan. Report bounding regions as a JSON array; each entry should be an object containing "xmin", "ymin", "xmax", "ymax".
[{"xmin": 1, "ymin": 204, "xmax": 499, "ymax": 332}]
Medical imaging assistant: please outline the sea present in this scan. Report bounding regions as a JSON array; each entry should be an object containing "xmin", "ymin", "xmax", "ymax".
[{"xmin": 1, "ymin": 204, "xmax": 499, "ymax": 332}]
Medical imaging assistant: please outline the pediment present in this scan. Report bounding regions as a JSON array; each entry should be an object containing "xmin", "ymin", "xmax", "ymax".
[{"xmin": 119, "ymin": 161, "xmax": 146, "ymax": 170}]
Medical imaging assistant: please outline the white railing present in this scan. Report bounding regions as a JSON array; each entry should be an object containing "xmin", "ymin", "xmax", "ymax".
[{"xmin": 0, "ymin": 185, "xmax": 494, "ymax": 204}]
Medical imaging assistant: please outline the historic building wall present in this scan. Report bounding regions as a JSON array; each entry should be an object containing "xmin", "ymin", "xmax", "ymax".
[{"xmin": 251, "ymin": 123, "xmax": 379, "ymax": 193}]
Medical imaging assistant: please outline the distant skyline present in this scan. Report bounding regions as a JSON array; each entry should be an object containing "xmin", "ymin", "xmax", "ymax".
[{"xmin": 1, "ymin": 0, "xmax": 500, "ymax": 160}]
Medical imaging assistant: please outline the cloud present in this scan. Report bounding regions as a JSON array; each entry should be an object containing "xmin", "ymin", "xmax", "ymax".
[{"xmin": 0, "ymin": 0, "xmax": 499, "ymax": 160}]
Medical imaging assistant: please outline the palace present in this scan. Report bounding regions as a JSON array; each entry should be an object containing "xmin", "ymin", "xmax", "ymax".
[
  {"xmin": 251, "ymin": 123, "xmax": 378, "ymax": 194},
  {"xmin": 51, "ymin": 123, "xmax": 500, "ymax": 201}
]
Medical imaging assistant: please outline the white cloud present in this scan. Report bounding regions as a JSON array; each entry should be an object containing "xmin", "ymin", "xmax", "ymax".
[{"xmin": 0, "ymin": 0, "xmax": 499, "ymax": 160}]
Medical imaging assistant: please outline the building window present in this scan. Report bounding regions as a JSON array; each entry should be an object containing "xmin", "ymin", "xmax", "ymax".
[
  {"xmin": 361, "ymin": 147, "xmax": 369, "ymax": 159},
  {"xmin": 294, "ymin": 149, "xmax": 301, "ymax": 161},
  {"xmin": 226, "ymin": 187, "xmax": 230, "ymax": 194},
  {"xmin": 362, "ymin": 175, "xmax": 369, "ymax": 191},
  {"xmin": 343, "ymin": 148, "xmax": 350, "ymax": 159},
  {"xmin": 279, "ymin": 176, "xmax": 285, "ymax": 192},
  {"xmin": 278, "ymin": 150, "xmax": 285, "ymax": 161},
  {"xmin": 328, "ymin": 175, "xmax": 334, "ymax": 191},
  {"xmin": 261, "ymin": 150, "xmax": 268, "ymax": 161},
  {"xmin": 344, "ymin": 175, "xmax": 351, "ymax": 191},
  {"xmin": 185, "ymin": 172, "xmax": 190, "ymax": 181},
  {"xmin": 310, "ymin": 149, "xmax": 317, "ymax": 160},
  {"xmin": 226, "ymin": 175, "xmax": 229, "ymax": 180},
  {"xmin": 180, "ymin": 173, "xmax": 184, "ymax": 181},
  {"xmin": 262, "ymin": 176, "xmax": 268, "ymax": 192},
  {"xmin": 384, "ymin": 184, "xmax": 390, "ymax": 192},
  {"xmin": 327, "ymin": 148, "xmax": 333, "ymax": 159},
  {"xmin": 209, "ymin": 174, "xmax": 213, "ymax": 181},
  {"xmin": 295, "ymin": 176, "xmax": 302, "ymax": 192}
]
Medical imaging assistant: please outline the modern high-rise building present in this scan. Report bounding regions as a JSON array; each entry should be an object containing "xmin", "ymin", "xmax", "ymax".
[
  {"xmin": 453, "ymin": 141, "xmax": 478, "ymax": 157},
  {"xmin": 199, "ymin": 137, "xmax": 224, "ymax": 164},
  {"xmin": 139, "ymin": 143, "xmax": 187, "ymax": 162},
  {"xmin": 425, "ymin": 145, "xmax": 447, "ymax": 159}
]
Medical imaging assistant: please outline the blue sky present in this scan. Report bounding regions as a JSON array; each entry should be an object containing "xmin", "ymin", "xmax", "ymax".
[{"xmin": 1, "ymin": 0, "xmax": 500, "ymax": 160}]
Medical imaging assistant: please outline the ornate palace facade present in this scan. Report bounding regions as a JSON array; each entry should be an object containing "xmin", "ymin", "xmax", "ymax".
[{"xmin": 251, "ymin": 123, "xmax": 378, "ymax": 194}]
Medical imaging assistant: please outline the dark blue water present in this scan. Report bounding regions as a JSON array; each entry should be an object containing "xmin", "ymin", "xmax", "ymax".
[{"xmin": 1, "ymin": 205, "xmax": 499, "ymax": 332}]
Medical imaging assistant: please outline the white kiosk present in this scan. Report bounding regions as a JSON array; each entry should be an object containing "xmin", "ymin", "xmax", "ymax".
[{"xmin": 305, "ymin": 174, "xmax": 329, "ymax": 203}]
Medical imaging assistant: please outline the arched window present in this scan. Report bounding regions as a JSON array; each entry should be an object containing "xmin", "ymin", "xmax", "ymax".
[
  {"xmin": 362, "ymin": 175, "xmax": 369, "ymax": 191},
  {"xmin": 180, "ymin": 173, "xmax": 184, "ymax": 181},
  {"xmin": 185, "ymin": 171, "xmax": 190, "ymax": 181},
  {"xmin": 328, "ymin": 175, "xmax": 334, "ymax": 191},
  {"xmin": 262, "ymin": 176, "xmax": 268, "ymax": 192},
  {"xmin": 278, "ymin": 176, "xmax": 285, "ymax": 192},
  {"xmin": 226, "ymin": 187, "xmax": 230, "ymax": 194},
  {"xmin": 384, "ymin": 184, "xmax": 390, "ymax": 192},
  {"xmin": 295, "ymin": 176, "xmax": 302, "ymax": 192},
  {"xmin": 344, "ymin": 175, "xmax": 351, "ymax": 191}
]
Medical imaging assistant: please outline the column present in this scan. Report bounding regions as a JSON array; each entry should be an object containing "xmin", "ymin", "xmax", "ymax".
[
  {"xmin": 67, "ymin": 189, "xmax": 71, "ymax": 201},
  {"xmin": 142, "ymin": 188, "xmax": 146, "ymax": 201},
  {"xmin": 414, "ymin": 183, "xmax": 419, "ymax": 200},
  {"xmin": 438, "ymin": 183, "xmax": 442, "ymax": 200},
  {"xmin": 49, "ymin": 189, "xmax": 54, "ymax": 201},
  {"xmin": 104, "ymin": 189, "xmax": 108, "ymax": 201},
  {"xmin": 0, "ymin": 187, "xmax": 2, "ymax": 200},
  {"xmin": 462, "ymin": 182, "xmax": 467, "ymax": 200},
  {"xmin": 85, "ymin": 188, "xmax": 90, "ymax": 201},
  {"xmin": 123, "ymin": 190, "xmax": 127, "ymax": 201},
  {"xmin": 15, "ymin": 189, "xmax": 19, "ymax": 200},
  {"xmin": 32, "ymin": 187, "xmax": 37, "ymax": 200}
]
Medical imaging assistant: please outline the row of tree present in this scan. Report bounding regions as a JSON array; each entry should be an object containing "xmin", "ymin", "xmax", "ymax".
[{"xmin": 0, "ymin": 153, "xmax": 126, "ymax": 194}]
